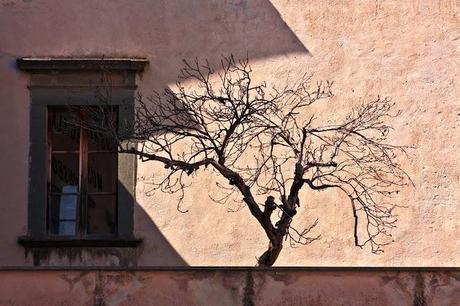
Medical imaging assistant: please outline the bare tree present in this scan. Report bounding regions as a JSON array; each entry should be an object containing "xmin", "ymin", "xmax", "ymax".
[{"xmin": 83, "ymin": 56, "xmax": 410, "ymax": 267}]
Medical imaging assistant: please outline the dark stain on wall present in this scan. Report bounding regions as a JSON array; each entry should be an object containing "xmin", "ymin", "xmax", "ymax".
[
  {"xmin": 413, "ymin": 272, "xmax": 426, "ymax": 306},
  {"xmin": 23, "ymin": 246, "xmax": 140, "ymax": 267},
  {"xmin": 243, "ymin": 271, "xmax": 255, "ymax": 306},
  {"xmin": 94, "ymin": 271, "xmax": 106, "ymax": 306}
]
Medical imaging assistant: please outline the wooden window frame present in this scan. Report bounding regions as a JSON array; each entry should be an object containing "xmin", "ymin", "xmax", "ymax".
[{"xmin": 47, "ymin": 107, "xmax": 119, "ymax": 239}]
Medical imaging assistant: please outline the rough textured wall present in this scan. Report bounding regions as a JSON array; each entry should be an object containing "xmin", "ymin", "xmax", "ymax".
[
  {"xmin": 0, "ymin": 0, "xmax": 459, "ymax": 266},
  {"xmin": 0, "ymin": 269, "xmax": 459, "ymax": 305}
]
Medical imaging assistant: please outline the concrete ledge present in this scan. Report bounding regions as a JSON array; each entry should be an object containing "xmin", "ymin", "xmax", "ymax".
[{"xmin": 0, "ymin": 266, "xmax": 459, "ymax": 272}]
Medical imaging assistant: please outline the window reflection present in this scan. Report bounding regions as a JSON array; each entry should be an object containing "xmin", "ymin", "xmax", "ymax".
[
  {"xmin": 49, "ymin": 189, "xmax": 78, "ymax": 236},
  {"xmin": 47, "ymin": 107, "xmax": 117, "ymax": 238}
]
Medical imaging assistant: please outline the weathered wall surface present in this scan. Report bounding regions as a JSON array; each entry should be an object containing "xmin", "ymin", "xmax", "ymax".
[
  {"xmin": 0, "ymin": 269, "xmax": 459, "ymax": 306},
  {"xmin": 0, "ymin": 0, "xmax": 459, "ymax": 266}
]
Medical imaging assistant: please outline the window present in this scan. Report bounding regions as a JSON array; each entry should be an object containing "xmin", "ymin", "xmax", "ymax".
[
  {"xmin": 47, "ymin": 107, "xmax": 118, "ymax": 237},
  {"xmin": 17, "ymin": 58, "xmax": 147, "ymax": 250}
]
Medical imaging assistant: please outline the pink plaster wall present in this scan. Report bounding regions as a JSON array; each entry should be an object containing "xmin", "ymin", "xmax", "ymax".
[{"xmin": 0, "ymin": 0, "xmax": 459, "ymax": 267}]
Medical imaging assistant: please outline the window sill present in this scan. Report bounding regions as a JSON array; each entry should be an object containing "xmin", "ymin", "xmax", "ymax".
[{"xmin": 17, "ymin": 236, "xmax": 143, "ymax": 248}]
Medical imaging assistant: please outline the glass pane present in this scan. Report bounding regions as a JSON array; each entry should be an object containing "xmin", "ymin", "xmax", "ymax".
[
  {"xmin": 49, "ymin": 110, "xmax": 80, "ymax": 151},
  {"xmin": 50, "ymin": 154, "xmax": 79, "ymax": 193},
  {"xmin": 87, "ymin": 129, "xmax": 117, "ymax": 151},
  {"xmin": 86, "ymin": 194, "xmax": 116, "ymax": 235},
  {"xmin": 49, "ymin": 194, "xmax": 78, "ymax": 236},
  {"xmin": 84, "ymin": 109, "xmax": 117, "ymax": 151},
  {"xmin": 88, "ymin": 153, "xmax": 117, "ymax": 193},
  {"xmin": 59, "ymin": 221, "xmax": 77, "ymax": 236}
]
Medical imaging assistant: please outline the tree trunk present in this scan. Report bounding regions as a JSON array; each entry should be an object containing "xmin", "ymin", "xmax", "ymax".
[{"xmin": 257, "ymin": 238, "xmax": 283, "ymax": 267}]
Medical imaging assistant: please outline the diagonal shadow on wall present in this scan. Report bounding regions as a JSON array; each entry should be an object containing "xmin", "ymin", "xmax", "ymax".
[
  {"xmin": 134, "ymin": 200, "xmax": 188, "ymax": 266},
  {"xmin": 133, "ymin": 0, "xmax": 309, "ymax": 90}
]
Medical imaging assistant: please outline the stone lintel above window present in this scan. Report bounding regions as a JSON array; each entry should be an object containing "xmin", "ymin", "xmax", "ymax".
[{"xmin": 17, "ymin": 57, "xmax": 149, "ymax": 72}]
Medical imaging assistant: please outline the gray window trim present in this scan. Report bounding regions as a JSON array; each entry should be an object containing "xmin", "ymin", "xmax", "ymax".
[{"xmin": 18, "ymin": 58, "xmax": 147, "ymax": 243}]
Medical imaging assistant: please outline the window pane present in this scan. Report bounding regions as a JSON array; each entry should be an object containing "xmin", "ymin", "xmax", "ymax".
[
  {"xmin": 87, "ymin": 129, "xmax": 117, "ymax": 151},
  {"xmin": 87, "ymin": 194, "xmax": 116, "ymax": 235},
  {"xmin": 49, "ymin": 194, "xmax": 78, "ymax": 236},
  {"xmin": 50, "ymin": 154, "xmax": 79, "ymax": 193},
  {"xmin": 49, "ymin": 110, "xmax": 80, "ymax": 151},
  {"xmin": 59, "ymin": 221, "xmax": 77, "ymax": 236},
  {"xmin": 84, "ymin": 109, "xmax": 117, "ymax": 151},
  {"xmin": 87, "ymin": 153, "xmax": 117, "ymax": 193}
]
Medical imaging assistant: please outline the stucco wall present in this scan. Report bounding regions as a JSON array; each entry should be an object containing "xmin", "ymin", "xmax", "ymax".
[
  {"xmin": 0, "ymin": 269, "xmax": 459, "ymax": 305},
  {"xmin": 0, "ymin": 0, "xmax": 459, "ymax": 266}
]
